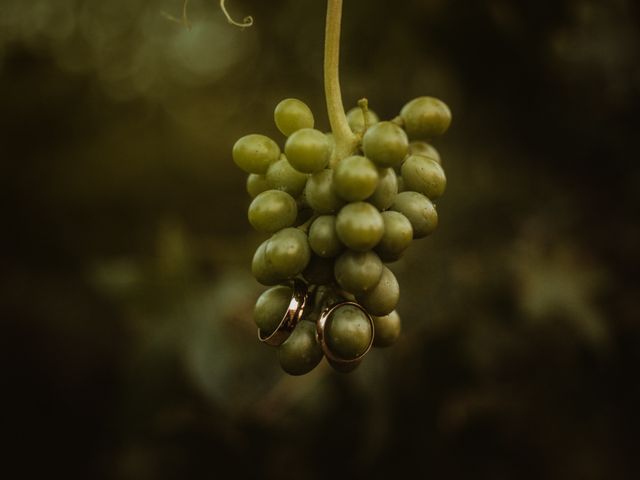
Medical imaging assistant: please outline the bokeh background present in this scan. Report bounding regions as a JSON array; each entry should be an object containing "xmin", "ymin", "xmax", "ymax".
[{"xmin": 2, "ymin": 0, "xmax": 639, "ymax": 478}]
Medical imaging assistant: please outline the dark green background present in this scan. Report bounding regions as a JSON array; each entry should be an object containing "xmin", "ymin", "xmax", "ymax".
[{"xmin": 2, "ymin": 0, "xmax": 638, "ymax": 478}]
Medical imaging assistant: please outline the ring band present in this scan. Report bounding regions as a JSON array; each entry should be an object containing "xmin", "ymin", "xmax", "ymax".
[
  {"xmin": 316, "ymin": 301, "xmax": 375, "ymax": 364},
  {"xmin": 258, "ymin": 279, "xmax": 309, "ymax": 346}
]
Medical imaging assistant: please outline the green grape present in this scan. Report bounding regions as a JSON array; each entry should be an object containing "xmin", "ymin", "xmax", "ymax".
[
  {"xmin": 233, "ymin": 134, "xmax": 281, "ymax": 174},
  {"xmin": 346, "ymin": 107, "xmax": 379, "ymax": 133},
  {"xmin": 335, "ymin": 202, "xmax": 384, "ymax": 251},
  {"xmin": 362, "ymin": 121, "xmax": 409, "ymax": 168},
  {"xmin": 334, "ymin": 250, "xmax": 383, "ymax": 294},
  {"xmin": 265, "ymin": 155, "xmax": 309, "ymax": 197},
  {"xmin": 328, "ymin": 358, "xmax": 361, "ymax": 373},
  {"xmin": 356, "ymin": 266, "xmax": 399, "ymax": 316},
  {"xmin": 284, "ymin": 128, "xmax": 331, "ymax": 173},
  {"xmin": 375, "ymin": 211, "xmax": 413, "ymax": 261},
  {"xmin": 401, "ymin": 154, "xmax": 446, "ymax": 199},
  {"xmin": 303, "ymin": 254, "xmax": 335, "ymax": 285},
  {"xmin": 325, "ymin": 304, "xmax": 373, "ymax": 360},
  {"xmin": 333, "ymin": 155, "xmax": 380, "ymax": 202},
  {"xmin": 248, "ymin": 190, "xmax": 297, "ymax": 233},
  {"xmin": 400, "ymin": 96, "xmax": 452, "ymax": 139},
  {"xmin": 278, "ymin": 320, "xmax": 324, "ymax": 375},
  {"xmin": 274, "ymin": 98, "xmax": 315, "ymax": 136},
  {"xmin": 368, "ymin": 167, "xmax": 398, "ymax": 210},
  {"xmin": 254, "ymin": 285, "xmax": 292, "ymax": 336},
  {"xmin": 373, "ymin": 310, "xmax": 401, "ymax": 348},
  {"xmin": 265, "ymin": 227, "xmax": 311, "ymax": 278},
  {"xmin": 246, "ymin": 173, "xmax": 270, "ymax": 198},
  {"xmin": 305, "ymin": 169, "xmax": 345, "ymax": 214},
  {"xmin": 391, "ymin": 191, "xmax": 438, "ymax": 238},
  {"xmin": 409, "ymin": 141, "xmax": 441, "ymax": 164},
  {"xmin": 251, "ymin": 240, "xmax": 280, "ymax": 285},
  {"xmin": 308, "ymin": 215, "xmax": 344, "ymax": 258}
]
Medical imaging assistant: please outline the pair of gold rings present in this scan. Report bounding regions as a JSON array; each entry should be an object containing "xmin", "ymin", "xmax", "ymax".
[{"xmin": 257, "ymin": 280, "xmax": 375, "ymax": 365}]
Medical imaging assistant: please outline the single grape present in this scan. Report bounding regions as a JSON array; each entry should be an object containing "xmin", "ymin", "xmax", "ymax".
[
  {"xmin": 373, "ymin": 310, "xmax": 401, "ymax": 348},
  {"xmin": 362, "ymin": 121, "xmax": 409, "ymax": 168},
  {"xmin": 401, "ymin": 154, "xmax": 446, "ymax": 199},
  {"xmin": 308, "ymin": 215, "xmax": 344, "ymax": 258},
  {"xmin": 284, "ymin": 128, "xmax": 331, "ymax": 173},
  {"xmin": 391, "ymin": 191, "xmax": 438, "ymax": 238},
  {"xmin": 375, "ymin": 211, "xmax": 413, "ymax": 261},
  {"xmin": 303, "ymin": 254, "xmax": 335, "ymax": 285},
  {"xmin": 400, "ymin": 96, "xmax": 452, "ymax": 139},
  {"xmin": 248, "ymin": 190, "xmax": 297, "ymax": 233},
  {"xmin": 278, "ymin": 320, "xmax": 324, "ymax": 375},
  {"xmin": 333, "ymin": 155, "xmax": 379, "ymax": 202},
  {"xmin": 346, "ymin": 107, "xmax": 379, "ymax": 133},
  {"xmin": 325, "ymin": 304, "xmax": 373, "ymax": 361},
  {"xmin": 233, "ymin": 134, "xmax": 281, "ymax": 174},
  {"xmin": 334, "ymin": 250, "xmax": 383, "ymax": 294},
  {"xmin": 356, "ymin": 266, "xmax": 399, "ymax": 316},
  {"xmin": 265, "ymin": 155, "xmax": 309, "ymax": 197},
  {"xmin": 246, "ymin": 173, "xmax": 270, "ymax": 198},
  {"xmin": 265, "ymin": 227, "xmax": 311, "ymax": 278},
  {"xmin": 254, "ymin": 285, "xmax": 292, "ymax": 336},
  {"xmin": 251, "ymin": 240, "xmax": 280, "ymax": 285},
  {"xmin": 368, "ymin": 167, "xmax": 398, "ymax": 210},
  {"xmin": 335, "ymin": 202, "xmax": 384, "ymax": 251},
  {"xmin": 409, "ymin": 141, "xmax": 441, "ymax": 164},
  {"xmin": 274, "ymin": 98, "xmax": 314, "ymax": 136},
  {"xmin": 305, "ymin": 169, "xmax": 346, "ymax": 214}
]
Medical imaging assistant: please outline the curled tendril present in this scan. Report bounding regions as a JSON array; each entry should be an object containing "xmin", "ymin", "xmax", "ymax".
[
  {"xmin": 220, "ymin": 0, "xmax": 254, "ymax": 28},
  {"xmin": 161, "ymin": 0, "xmax": 192, "ymax": 31}
]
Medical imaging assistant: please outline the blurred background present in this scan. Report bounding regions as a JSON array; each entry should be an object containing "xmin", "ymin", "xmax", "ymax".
[{"xmin": 1, "ymin": 0, "xmax": 639, "ymax": 478}]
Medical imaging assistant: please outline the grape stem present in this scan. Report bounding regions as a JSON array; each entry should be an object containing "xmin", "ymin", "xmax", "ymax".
[{"xmin": 325, "ymin": 0, "xmax": 357, "ymax": 166}]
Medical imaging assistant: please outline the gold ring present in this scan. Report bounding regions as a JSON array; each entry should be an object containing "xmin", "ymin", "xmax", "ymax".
[
  {"xmin": 316, "ymin": 301, "xmax": 375, "ymax": 364},
  {"xmin": 258, "ymin": 279, "xmax": 309, "ymax": 346}
]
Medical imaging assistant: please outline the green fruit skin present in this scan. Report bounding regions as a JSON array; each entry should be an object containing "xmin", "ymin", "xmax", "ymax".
[
  {"xmin": 391, "ymin": 191, "xmax": 438, "ymax": 239},
  {"xmin": 373, "ymin": 310, "xmax": 401, "ymax": 348},
  {"xmin": 251, "ymin": 240, "xmax": 281, "ymax": 285},
  {"xmin": 265, "ymin": 227, "xmax": 311, "ymax": 278},
  {"xmin": 334, "ymin": 250, "xmax": 383, "ymax": 294},
  {"xmin": 400, "ymin": 96, "xmax": 452, "ymax": 139},
  {"xmin": 335, "ymin": 202, "xmax": 385, "ymax": 252},
  {"xmin": 278, "ymin": 320, "xmax": 324, "ymax": 375},
  {"xmin": 368, "ymin": 167, "xmax": 398, "ymax": 210},
  {"xmin": 309, "ymin": 215, "xmax": 344, "ymax": 258},
  {"xmin": 305, "ymin": 169, "xmax": 345, "ymax": 214},
  {"xmin": 284, "ymin": 128, "xmax": 331, "ymax": 173},
  {"xmin": 356, "ymin": 266, "xmax": 399, "ymax": 316},
  {"xmin": 333, "ymin": 155, "xmax": 380, "ymax": 202},
  {"xmin": 254, "ymin": 285, "xmax": 292, "ymax": 336},
  {"xmin": 362, "ymin": 121, "xmax": 409, "ymax": 168},
  {"xmin": 409, "ymin": 141, "xmax": 441, "ymax": 164},
  {"xmin": 375, "ymin": 211, "xmax": 413, "ymax": 262},
  {"xmin": 248, "ymin": 190, "xmax": 298, "ymax": 233},
  {"xmin": 246, "ymin": 173, "xmax": 270, "ymax": 198},
  {"xmin": 303, "ymin": 255, "xmax": 335, "ymax": 285},
  {"xmin": 401, "ymin": 154, "xmax": 446, "ymax": 200},
  {"xmin": 265, "ymin": 155, "xmax": 309, "ymax": 197},
  {"xmin": 233, "ymin": 134, "xmax": 281, "ymax": 174},
  {"xmin": 346, "ymin": 107, "xmax": 380, "ymax": 133},
  {"xmin": 325, "ymin": 304, "xmax": 373, "ymax": 360},
  {"xmin": 328, "ymin": 358, "xmax": 361, "ymax": 373},
  {"xmin": 274, "ymin": 98, "xmax": 315, "ymax": 136}
]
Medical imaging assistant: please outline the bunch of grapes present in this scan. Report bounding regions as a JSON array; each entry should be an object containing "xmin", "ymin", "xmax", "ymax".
[{"xmin": 233, "ymin": 96, "xmax": 451, "ymax": 375}]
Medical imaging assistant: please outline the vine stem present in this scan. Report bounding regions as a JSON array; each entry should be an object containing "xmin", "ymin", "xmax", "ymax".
[{"xmin": 325, "ymin": 0, "xmax": 357, "ymax": 166}]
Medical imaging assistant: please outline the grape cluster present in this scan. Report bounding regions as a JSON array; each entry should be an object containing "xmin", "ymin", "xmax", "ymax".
[{"xmin": 233, "ymin": 96, "xmax": 451, "ymax": 375}]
